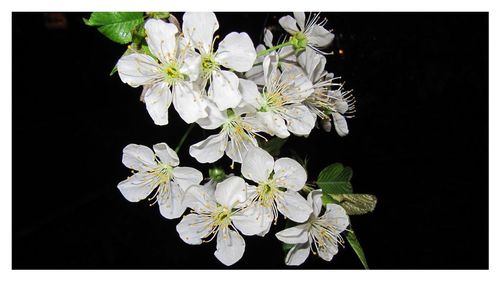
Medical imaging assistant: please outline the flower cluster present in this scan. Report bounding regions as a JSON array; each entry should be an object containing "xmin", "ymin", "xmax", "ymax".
[{"xmin": 116, "ymin": 12, "xmax": 355, "ymax": 266}]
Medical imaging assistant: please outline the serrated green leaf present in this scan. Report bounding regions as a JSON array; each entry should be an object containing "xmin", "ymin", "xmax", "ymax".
[
  {"xmin": 335, "ymin": 194, "xmax": 377, "ymax": 215},
  {"xmin": 346, "ymin": 229, "xmax": 369, "ymax": 269},
  {"xmin": 258, "ymin": 137, "xmax": 287, "ymax": 157},
  {"xmin": 84, "ymin": 12, "xmax": 144, "ymax": 44},
  {"xmin": 316, "ymin": 163, "xmax": 353, "ymax": 194}
]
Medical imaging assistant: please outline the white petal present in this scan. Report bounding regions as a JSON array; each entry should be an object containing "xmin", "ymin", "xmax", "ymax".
[
  {"xmin": 225, "ymin": 135, "xmax": 258, "ymax": 164},
  {"xmin": 116, "ymin": 53, "xmax": 162, "ymax": 87},
  {"xmin": 182, "ymin": 12, "xmax": 219, "ymax": 52},
  {"xmin": 275, "ymin": 224, "xmax": 309, "ymax": 244},
  {"xmin": 297, "ymin": 48, "xmax": 326, "ymax": 82},
  {"xmin": 158, "ymin": 182, "xmax": 186, "ymax": 219},
  {"xmin": 216, "ymin": 32, "xmax": 257, "ymax": 72},
  {"xmin": 317, "ymin": 236, "xmax": 339, "ymax": 262},
  {"xmin": 117, "ymin": 172, "xmax": 157, "ymax": 202},
  {"xmin": 281, "ymin": 67, "xmax": 314, "ymax": 101},
  {"xmin": 238, "ymin": 78, "xmax": 264, "ymax": 109},
  {"xmin": 173, "ymin": 166, "xmax": 203, "ymax": 191},
  {"xmin": 283, "ymin": 104, "xmax": 316, "ymax": 137},
  {"xmin": 273, "ymin": 157, "xmax": 307, "ymax": 191},
  {"xmin": 262, "ymin": 54, "xmax": 280, "ymax": 86},
  {"xmin": 189, "ymin": 132, "xmax": 228, "ymax": 163},
  {"xmin": 307, "ymin": 25, "xmax": 335, "ymax": 48},
  {"xmin": 183, "ymin": 184, "xmax": 217, "ymax": 214},
  {"xmin": 285, "ymin": 242, "xmax": 311, "ymax": 266},
  {"xmin": 214, "ymin": 229, "xmax": 245, "ymax": 266},
  {"xmin": 277, "ymin": 190, "xmax": 313, "ymax": 223},
  {"xmin": 256, "ymin": 111, "xmax": 290, "ymax": 138},
  {"xmin": 176, "ymin": 213, "xmax": 213, "ymax": 245},
  {"xmin": 144, "ymin": 82, "xmax": 172, "ymax": 126},
  {"xmin": 196, "ymin": 99, "xmax": 228, "ymax": 130},
  {"xmin": 172, "ymin": 82, "xmax": 208, "ymax": 123},
  {"xmin": 215, "ymin": 176, "xmax": 247, "ymax": 208},
  {"xmin": 152, "ymin": 142, "xmax": 179, "ymax": 166},
  {"xmin": 232, "ymin": 204, "xmax": 273, "ymax": 236},
  {"xmin": 241, "ymin": 146, "xmax": 274, "ymax": 183},
  {"xmin": 279, "ymin": 15, "xmax": 300, "ymax": 34},
  {"xmin": 335, "ymin": 100, "xmax": 349, "ymax": 114},
  {"xmin": 209, "ymin": 70, "xmax": 241, "ymax": 111},
  {"xmin": 144, "ymin": 19, "xmax": 178, "ymax": 63},
  {"xmin": 322, "ymin": 204, "xmax": 350, "ymax": 233},
  {"xmin": 332, "ymin": 112, "xmax": 349, "ymax": 137},
  {"xmin": 263, "ymin": 29, "xmax": 274, "ymax": 47},
  {"xmin": 179, "ymin": 51, "xmax": 201, "ymax": 82},
  {"xmin": 245, "ymin": 45, "xmax": 266, "ymax": 86},
  {"xmin": 122, "ymin": 144, "xmax": 156, "ymax": 172},
  {"xmin": 293, "ymin": 12, "xmax": 306, "ymax": 30},
  {"xmin": 307, "ymin": 190, "xmax": 323, "ymax": 217}
]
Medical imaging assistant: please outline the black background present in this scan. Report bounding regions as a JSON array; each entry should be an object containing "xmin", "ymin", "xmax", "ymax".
[{"xmin": 12, "ymin": 12, "xmax": 488, "ymax": 269}]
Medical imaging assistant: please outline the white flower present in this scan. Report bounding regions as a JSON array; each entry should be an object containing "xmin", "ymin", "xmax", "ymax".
[
  {"xmin": 189, "ymin": 100, "xmax": 263, "ymax": 164},
  {"xmin": 176, "ymin": 176, "xmax": 262, "ymax": 266},
  {"xmin": 117, "ymin": 19, "xmax": 208, "ymax": 125},
  {"xmin": 238, "ymin": 146, "xmax": 313, "ymax": 236},
  {"xmin": 279, "ymin": 12, "xmax": 335, "ymax": 54},
  {"xmin": 182, "ymin": 12, "xmax": 257, "ymax": 111},
  {"xmin": 294, "ymin": 48, "xmax": 355, "ymax": 136},
  {"xmin": 240, "ymin": 55, "xmax": 315, "ymax": 138},
  {"xmin": 275, "ymin": 190, "xmax": 349, "ymax": 266},
  {"xmin": 117, "ymin": 143, "xmax": 203, "ymax": 219}
]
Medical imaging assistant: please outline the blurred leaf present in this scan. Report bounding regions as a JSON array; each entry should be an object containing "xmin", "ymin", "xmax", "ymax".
[
  {"xmin": 84, "ymin": 12, "xmax": 144, "ymax": 44},
  {"xmin": 258, "ymin": 137, "xmax": 287, "ymax": 157},
  {"xmin": 334, "ymin": 194, "xmax": 377, "ymax": 215},
  {"xmin": 316, "ymin": 163, "xmax": 353, "ymax": 194},
  {"xmin": 346, "ymin": 229, "xmax": 369, "ymax": 269}
]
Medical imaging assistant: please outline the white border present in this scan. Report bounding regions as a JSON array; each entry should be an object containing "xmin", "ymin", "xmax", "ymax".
[{"xmin": 2, "ymin": 0, "xmax": 498, "ymax": 280}]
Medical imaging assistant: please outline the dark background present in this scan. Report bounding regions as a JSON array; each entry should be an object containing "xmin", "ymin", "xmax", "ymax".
[{"xmin": 12, "ymin": 12, "xmax": 488, "ymax": 269}]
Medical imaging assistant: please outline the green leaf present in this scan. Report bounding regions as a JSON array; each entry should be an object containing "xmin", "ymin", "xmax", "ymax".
[
  {"xmin": 258, "ymin": 137, "xmax": 287, "ymax": 157},
  {"xmin": 84, "ymin": 12, "xmax": 144, "ymax": 44},
  {"xmin": 321, "ymin": 193, "xmax": 337, "ymax": 206},
  {"xmin": 316, "ymin": 163, "xmax": 353, "ymax": 194},
  {"xmin": 334, "ymin": 194, "xmax": 377, "ymax": 215},
  {"xmin": 146, "ymin": 12, "xmax": 170, "ymax": 19},
  {"xmin": 346, "ymin": 229, "xmax": 369, "ymax": 269}
]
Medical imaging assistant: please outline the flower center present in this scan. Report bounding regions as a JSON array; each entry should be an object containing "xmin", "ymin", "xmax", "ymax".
[
  {"xmin": 260, "ymin": 91, "xmax": 285, "ymax": 112},
  {"xmin": 212, "ymin": 206, "xmax": 233, "ymax": 229},
  {"xmin": 256, "ymin": 180, "xmax": 278, "ymax": 207},
  {"xmin": 163, "ymin": 63, "xmax": 184, "ymax": 85},
  {"xmin": 201, "ymin": 54, "xmax": 219, "ymax": 77},
  {"xmin": 153, "ymin": 163, "xmax": 174, "ymax": 183},
  {"xmin": 290, "ymin": 32, "xmax": 308, "ymax": 51}
]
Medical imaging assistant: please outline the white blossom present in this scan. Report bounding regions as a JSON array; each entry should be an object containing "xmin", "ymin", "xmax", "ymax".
[
  {"xmin": 182, "ymin": 12, "xmax": 257, "ymax": 111},
  {"xmin": 176, "ymin": 176, "xmax": 263, "ymax": 266},
  {"xmin": 116, "ymin": 19, "xmax": 208, "ymax": 125},
  {"xmin": 275, "ymin": 190, "xmax": 349, "ymax": 266},
  {"xmin": 295, "ymin": 48, "xmax": 356, "ymax": 136},
  {"xmin": 189, "ymin": 100, "xmax": 263, "ymax": 164},
  {"xmin": 279, "ymin": 12, "xmax": 335, "ymax": 54},
  {"xmin": 238, "ymin": 147, "xmax": 313, "ymax": 236},
  {"xmin": 117, "ymin": 143, "xmax": 203, "ymax": 219},
  {"xmin": 240, "ymin": 55, "xmax": 315, "ymax": 138}
]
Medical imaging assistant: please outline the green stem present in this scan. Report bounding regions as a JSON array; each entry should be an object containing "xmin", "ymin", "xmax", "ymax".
[
  {"xmin": 175, "ymin": 123, "xmax": 195, "ymax": 153},
  {"xmin": 257, "ymin": 41, "xmax": 294, "ymax": 57}
]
